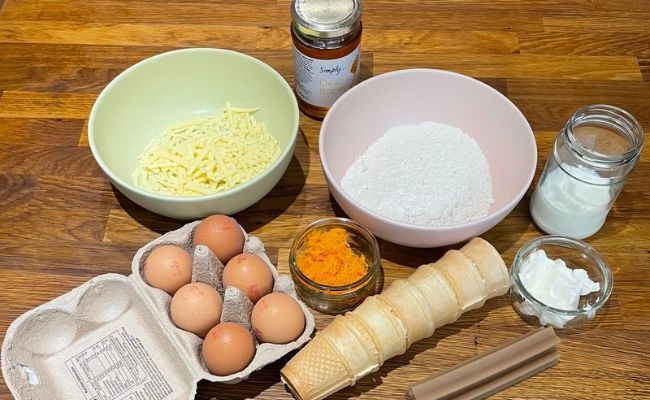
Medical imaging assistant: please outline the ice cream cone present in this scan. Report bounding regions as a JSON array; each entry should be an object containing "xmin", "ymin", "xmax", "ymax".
[
  {"xmin": 351, "ymin": 296, "xmax": 408, "ymax": 361},
  {"xmin": 459, "ymin": 237, "xmax": 509, "ymax": 298},
  {"xmin": 406, "ymin": 264, "xmax": 461, "ymax": 330},
  {"xmin": 280, "ymin": 331, "xmax": 352, "ymax": 400},
  {"xmin": 281, "ymin": 312, "xmax": 386, "ymax": 400},
  {"xmin": 281, "ymin": 237, "xmax": 510, "ymax": 400},
  {"xmin": 435, "ymin": 249, "xmax": 488, "ymax": 313},
  {"xmin": 377, "ymin": 278, "xmax": 436, "ymax": 346}
]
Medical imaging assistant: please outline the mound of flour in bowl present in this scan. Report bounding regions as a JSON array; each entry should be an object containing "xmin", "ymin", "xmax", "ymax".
[{"xmin": 341, "ymin": 121, "xmax": 494, "ymax": 226}]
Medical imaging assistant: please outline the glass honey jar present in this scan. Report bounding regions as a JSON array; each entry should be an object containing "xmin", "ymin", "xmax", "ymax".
[{"xmin": 290, "ymin": 0, "xmax": 362, "ymax": 119}]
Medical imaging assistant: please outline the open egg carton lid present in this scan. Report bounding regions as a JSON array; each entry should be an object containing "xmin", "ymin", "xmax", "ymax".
[{"xmin": 1, "ymin": 220, "xmax": 315, "ymax": 400}]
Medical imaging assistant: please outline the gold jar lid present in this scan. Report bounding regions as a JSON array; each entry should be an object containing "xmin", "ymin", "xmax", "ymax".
[{"xmin": 291, "ymin": 0, "xmax": 361, "ymax": 39}]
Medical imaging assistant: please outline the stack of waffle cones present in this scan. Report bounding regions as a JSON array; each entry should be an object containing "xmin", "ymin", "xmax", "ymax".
[{"xmin": 280, "ymin": 237, "xmax": 509, "ymax": 400}]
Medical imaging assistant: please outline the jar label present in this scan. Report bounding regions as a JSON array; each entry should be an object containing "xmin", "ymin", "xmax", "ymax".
[{"xmin": 292, "ymin": 44, "xmax": 361, "ymax": 108}]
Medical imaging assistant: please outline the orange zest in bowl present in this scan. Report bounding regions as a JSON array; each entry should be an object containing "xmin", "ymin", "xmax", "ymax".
[{"xmin": 296, "ymin": 227, "xmax": 368, "ymax": 287}]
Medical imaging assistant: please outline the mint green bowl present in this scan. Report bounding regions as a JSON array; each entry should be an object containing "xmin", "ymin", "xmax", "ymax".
[{"xmin": 88, "ymin": 48, "xmax": 299, "ymax": 219}]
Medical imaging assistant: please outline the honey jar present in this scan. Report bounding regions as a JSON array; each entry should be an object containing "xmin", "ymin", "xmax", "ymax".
[{"xmin": 290, "ymin": 0, "xmax": 362, "ymax": 119}]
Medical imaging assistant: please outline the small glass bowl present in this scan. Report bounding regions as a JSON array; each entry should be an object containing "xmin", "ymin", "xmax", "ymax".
[
  {"xmin": 510, "ymin": 235, "xmax": 613, "ymax": 329},
  {"xmin": 289, "ymin": 217, "xmax": 381, "ymax": 315}
]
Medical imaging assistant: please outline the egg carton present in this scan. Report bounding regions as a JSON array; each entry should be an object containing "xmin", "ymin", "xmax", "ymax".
[{"xmin": 1, "ymin": 220, "xmax": 316, "ymax": 400}]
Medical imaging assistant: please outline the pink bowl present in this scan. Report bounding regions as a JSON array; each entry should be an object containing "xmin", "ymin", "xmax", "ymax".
[{"xmin": 319, "ymin": 69, "xmax": 537, "ymax": 248}]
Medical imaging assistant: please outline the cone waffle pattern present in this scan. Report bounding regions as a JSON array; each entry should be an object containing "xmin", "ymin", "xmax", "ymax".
[{"xmin": 281, "ymin": 237, "xmax": 508, "ymax": 400}]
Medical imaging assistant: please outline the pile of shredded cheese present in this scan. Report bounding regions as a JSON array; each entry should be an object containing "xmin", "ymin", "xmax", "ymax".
[{"xmin": 133, "ymin": 103, "xmax": 281, "ymax": 196}]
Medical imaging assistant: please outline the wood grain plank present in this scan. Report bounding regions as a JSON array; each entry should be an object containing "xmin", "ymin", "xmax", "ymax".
[
  {"xmin": 640, "ymin": 58, "xmax": 650, "ymax": 81},
  {"xmin": 0, "ymin": 238, "xmax": 136, "ymax": 274},
  {"xmin": 505, "ymin": 79, "xmax": 650, "ymax": 130},
  {"xmin": 592, "ymin": 0, "xmax": 650, "ymax": 12},
  {"xmin": 0, "ymin": 1, "xmax": 289, "ymax": 25},
  {"xmin": 520, "ymin": 31, "xmax": 650, "ymax": 57},
  {"xmin": 543, "ymin": 13, "xmax": 650, "ymax": 33},
  {"xmin": 0, "ymin": 118, "xmax": 84, "ymax": 145},
  {"xmin": 363, "ymin": 30, "xmax": 520, "ymax": 54},
  {"xmin": 258, "ymin": 26, "xmax": 520, "ymax": 54},
  {"xmin": 0, "ymin": 91, "xmax": 96, "ymax": 118},
  {"xmin": 283, "ymin": 0, "xmax": 597, "ymax": 9},
  {"xmin": 0, "ymin": 64, "xmax": 122, "ymax": 92},
  {"xmin": 0, "ymin": 202, "xmax": 112, "ymax": 243},
  {"xmin": 103, "ymin": 208, "xmax": 185, "ymax": 244},
  {"xmin": 0, "ymin": 43, "xmax": 175, "ymax": 67},
  {"xmin": 362, "ymin": 6, "xmax": 546, "ymax": 32},
  {"xmin": 0, "ymin": 145, "xmax": 100, "ymax": 176},
  {"xmin": 374, "ymin": 53, "xmax": 642, "ymax": 81},
  {"xmin": 0, "ymin": 21, "xmax": 258, "ymax": 48}
]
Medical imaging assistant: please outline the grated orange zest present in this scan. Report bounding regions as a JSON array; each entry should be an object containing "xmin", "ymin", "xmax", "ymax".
[{"xmin": 296, "ymin": 227, "xmax": 368, "ymax": 287}]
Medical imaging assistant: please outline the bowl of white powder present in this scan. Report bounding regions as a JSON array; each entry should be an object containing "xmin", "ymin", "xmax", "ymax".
[
  {"xmin": 319, "ymin": 68, "xmax": 537, "ymax": 247},
  {"xmin": 510, "ymin": 235, "xmax": 613, "ymax": 329}
]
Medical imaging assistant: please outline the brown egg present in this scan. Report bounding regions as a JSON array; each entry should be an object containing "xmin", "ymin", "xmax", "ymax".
[
  {"xmin": 170, "ymin": 282, "xmax": 223, "ymax": 337},
  {"xmin": 143, "ymin": 244, "xmax": 193, "ymax": 295},
  {"xmin": 202, "ymin": 322, "xmax": 256, "ymax": 376},
  {"xmin": 251, "ymin": 292, "xmax": 305, "ymax": 344},
  {"xmin": 193, "ymin": 214, "xmax": 245, "ymax": 264},
  {"xmin": 222, "ymin": 253, "xmax": 274, "ymax": 303}
]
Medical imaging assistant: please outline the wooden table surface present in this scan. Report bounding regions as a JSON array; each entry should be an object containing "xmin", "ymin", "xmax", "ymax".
[{"xmin": 1, "ymin": 1, "xmax": 649, "ymax": 399}]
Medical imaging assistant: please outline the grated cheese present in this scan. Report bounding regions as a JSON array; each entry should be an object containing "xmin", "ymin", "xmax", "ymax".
[{"xmin": 133, "ymin": 102, "xmax": 281, "ymax": 196}]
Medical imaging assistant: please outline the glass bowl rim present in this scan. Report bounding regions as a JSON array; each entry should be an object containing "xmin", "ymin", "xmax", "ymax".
[{"xmin": 510, "ymin": 235, "xmax": 613, "ymax": 317}]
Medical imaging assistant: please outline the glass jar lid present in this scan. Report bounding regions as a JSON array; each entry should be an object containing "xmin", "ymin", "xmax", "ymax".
[{"xmin": 291, "ymin": 0, "xmax": 361, "ymax": 39}]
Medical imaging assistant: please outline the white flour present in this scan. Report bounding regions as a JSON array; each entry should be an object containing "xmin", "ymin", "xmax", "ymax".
[{"xmin": 341, "ymin": 121, "xmax": 494, "ymax": 226}]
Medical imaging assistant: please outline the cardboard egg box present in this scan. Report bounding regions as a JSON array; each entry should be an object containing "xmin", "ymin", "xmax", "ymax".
[{"xmin": 1, "ymin": 220, "xmax": 316, "ymax": 399}]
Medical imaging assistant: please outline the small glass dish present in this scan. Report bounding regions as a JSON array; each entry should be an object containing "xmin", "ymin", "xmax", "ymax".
[
  {"xmin": 289, "ymin": 217, "xmax": 381, "ymax": 315},
  {"xmin": 510, "ymin": 235, "xmax": 613, "ymax": 329}
]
